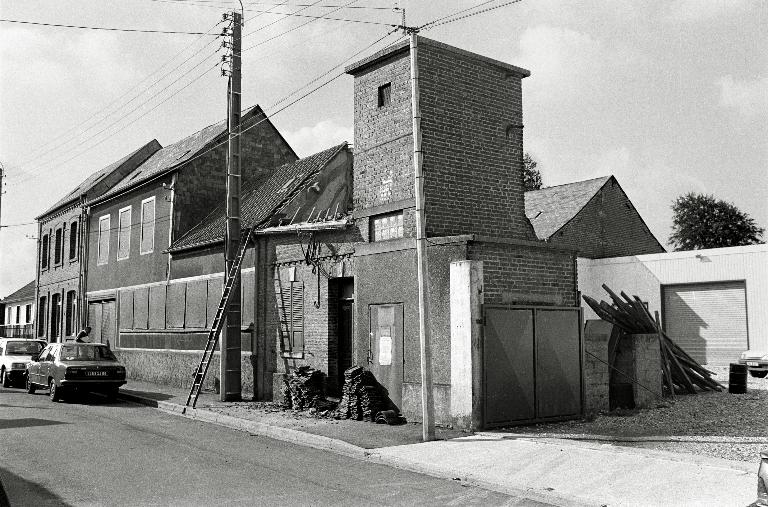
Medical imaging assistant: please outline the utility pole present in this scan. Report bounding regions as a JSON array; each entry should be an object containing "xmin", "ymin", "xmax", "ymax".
[
  {"xmin": 0, "ymin": 162, "xmax": 4, "ymax": 229},
  {"xmin": 221, "ymin": 7, "xmax": 242, "ymax": 402},
  {"xmin": 408, "ymin": 29, "xmax": 435, "ymax": 441}
]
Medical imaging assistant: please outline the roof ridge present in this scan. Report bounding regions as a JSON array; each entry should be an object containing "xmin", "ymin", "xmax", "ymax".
[{"xmin": 527, "ymin": 175, "xmax": 612, "ymax": 193}]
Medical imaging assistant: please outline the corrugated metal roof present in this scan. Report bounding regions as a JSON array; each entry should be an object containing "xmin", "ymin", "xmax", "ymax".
[
  {"xmin": 170, "ymin": 142, "xmax": 348, "ymax": 252},
  {"xmin": 524, "ymin": 176, "xmax": 612, "ymax": 240},
  {"xmin": 0, "ymin": 280, "xmax": 36, "ymax": 304},
  {"xmin": 38, "ymin": 141, "xmax": 159, "ymax": 218}
]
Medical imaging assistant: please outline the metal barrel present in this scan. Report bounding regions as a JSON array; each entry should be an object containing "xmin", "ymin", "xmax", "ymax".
[{"xmin": 728, "ymin": 363, "xmax": 748, "ymax": 394}]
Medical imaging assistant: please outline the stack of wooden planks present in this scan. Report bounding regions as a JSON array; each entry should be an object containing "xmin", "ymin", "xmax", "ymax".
[
  {"xmin": 282, "ymin": 366, "xmax": 325, "ymax": 410},
  {"xmin": 583, "ymin": 284, "xmax": 724, "ymax": 395}
]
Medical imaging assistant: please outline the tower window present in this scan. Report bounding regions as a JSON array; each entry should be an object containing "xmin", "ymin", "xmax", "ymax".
[{"xmin": 378, "ymin": 83, "xmax": 391, "ymax": 108}]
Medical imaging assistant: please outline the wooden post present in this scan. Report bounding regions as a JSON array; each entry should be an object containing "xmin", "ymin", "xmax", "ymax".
[{"xmin": 409, "ymin": 30, "xmax": 435, "ymax": 441}]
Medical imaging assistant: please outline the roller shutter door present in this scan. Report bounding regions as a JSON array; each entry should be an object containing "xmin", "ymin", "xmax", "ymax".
[{"xmin": 663, "ymin": 281, "xmax": 748, "ymax": 365}]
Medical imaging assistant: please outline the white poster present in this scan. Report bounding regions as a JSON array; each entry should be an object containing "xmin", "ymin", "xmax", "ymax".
[{"xmin": 379, "ymin": 336, "xmax": 392, "ymax": 365}]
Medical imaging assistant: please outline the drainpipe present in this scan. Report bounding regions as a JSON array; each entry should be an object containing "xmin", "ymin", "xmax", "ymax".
[
  {"xmin": 165, "ymin": 173, "xmax": 177, "ymax": 282},
  {"xmin": 34, "ymin": 220, "xmax": 42, "ymax": 340}
]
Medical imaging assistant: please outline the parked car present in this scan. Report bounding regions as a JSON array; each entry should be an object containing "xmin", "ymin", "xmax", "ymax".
[
  {"xmin": 758, "ymin": 450, "xmax": 768, "ymax": 506},
  {"xmin": 739, "ymin": 350, "xmax": 768, "ymax": 378},
  {"xmin": 26, "ymin": 342, "xmax": 126, "ymax": 401},
  {"xmin": 0, "ymin": 338, "xmax": 47, "ymax": 388}
]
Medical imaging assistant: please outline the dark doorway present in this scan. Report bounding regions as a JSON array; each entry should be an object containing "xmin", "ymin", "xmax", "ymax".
[
  {"xmin": 50, "ymin": 293, "xmax": 61, "ymax": 342},
  {"xmin": 330, "ymin": 278, "xmax": 354, "ymax": 395}
]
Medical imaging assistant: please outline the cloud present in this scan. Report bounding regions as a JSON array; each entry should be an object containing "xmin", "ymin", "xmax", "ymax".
[
  {"xmin": 716, "ymin": 75, "xmax": 768, "ymax": 117},
  {"xmin": 283, "ymin": 119, "xmax": 352, "ymax": 158},
  {"xmin": 666, "ymin": 0, "xmax": 752, "ymax": 22}
]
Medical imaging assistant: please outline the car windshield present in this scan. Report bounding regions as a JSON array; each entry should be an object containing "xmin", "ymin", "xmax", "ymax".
[
  {"xmin": 5, "ymin": 341, "xmax": 45, "ymax": 355},
  {"xmin": 59, "ymin": 345, "xmax": 117, "ymax": 361}
]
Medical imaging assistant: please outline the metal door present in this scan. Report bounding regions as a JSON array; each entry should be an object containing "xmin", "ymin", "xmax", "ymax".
[
  {"xmin": 369, "ymin": 304, "xmax": 403, "ymax": 409},
  {"xmin": 484, "ymin": 305, "xmax": 582, "ymax": 427},
  {"xmin": 100, "ymin": 301, "xmax": 116, "ymax": 345}
]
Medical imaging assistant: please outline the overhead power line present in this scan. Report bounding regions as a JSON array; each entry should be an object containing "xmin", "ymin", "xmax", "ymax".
[
  {"xmin": 420, "ymin": 0, "xmax": 524, "ymax": 31},
  {"xmin": 0, "ymin": 18, "xmax": 217, "ymax": 35},
  {"xmin": 143, "ymin": 0, "xmax": 393, "ymax": 10}
]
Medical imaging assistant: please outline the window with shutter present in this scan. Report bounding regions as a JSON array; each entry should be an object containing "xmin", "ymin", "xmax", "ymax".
[
  {"xmin": 277, "ymin": 280, "xmax": 304, "ymax": 358},
  {"xmin": 117, "ymin": 206, "xmax": 131, "ymax": 260},
  {"xmin": 54, "ymin": 228, "xmax": 63, "ymax": 265},
  {"xmin": 140, "ymin": 197, "xmax": 155, "ymax": 254},
  {"xmin": 69, "ymin": 221, "xmax": 78, "ymax": 260},
  {"xmin": 97, "ymin": 215, "xmax": 110, "ymax": 265},
  {"xmin": 41, "ymin": 234, "xmax": 49, "ymax": 269}
]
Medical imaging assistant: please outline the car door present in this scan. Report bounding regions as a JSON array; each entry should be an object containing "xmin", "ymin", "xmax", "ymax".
[
  {"xmin": 38, "ymin": 345, "xmax": 56, "ymax": 385},
  {"xmin": 28, "ymin": 345, "xmax": 46, "ymax": 385}
]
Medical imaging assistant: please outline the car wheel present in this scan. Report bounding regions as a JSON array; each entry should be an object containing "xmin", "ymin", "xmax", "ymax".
[
  {"xmin": 49, "ymin": 379, "xmax": 60, "ymax": 402},
  {"xmin": 26, "ymin": 375, "xmax": 36, "ymax": 394},
  {"xmin": 750, "ymin": 371, "xmax": 768, "ymax": 378},
  {"xmin": 0, "ymin": 368, "xmax": 9, "ymax": 388}
]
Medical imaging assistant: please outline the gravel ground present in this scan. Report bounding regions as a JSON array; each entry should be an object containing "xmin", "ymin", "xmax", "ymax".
[{"xmin": 504, "ymin": 367, "xmax": 768, "ymax": 462}]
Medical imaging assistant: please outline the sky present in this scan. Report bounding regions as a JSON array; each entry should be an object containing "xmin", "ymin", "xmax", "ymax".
[{"xmin": 1, "ymin": 0, "xmax": 766, "ymax": 297}]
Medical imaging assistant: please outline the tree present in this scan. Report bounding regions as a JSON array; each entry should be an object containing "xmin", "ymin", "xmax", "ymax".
[
  {"xmin": 669, "ymin": 192, "xmax": 764, "ymax": 251},
  {"xmin": 523, "ymin": 153, "xmax": 543, "ymax": 191}
]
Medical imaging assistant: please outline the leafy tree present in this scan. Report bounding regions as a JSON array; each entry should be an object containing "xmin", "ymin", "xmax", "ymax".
[
  {"xmin": 523, "ymin": 153, "xmax": 543, "ymax": 191},
  {"xmin": 669, "ymin": 192, "xmax": 764, "ymax": 251}
]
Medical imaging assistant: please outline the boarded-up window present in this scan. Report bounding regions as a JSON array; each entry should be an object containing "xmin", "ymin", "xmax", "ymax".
[
  {"xmin": 166, "ymin": 282, "xmax": 186, "ymax": 328},
  {"xmin": 119, "ymin": 289, "xmax": 134, "ymax": 330},
  {"xmin": 277, "ymin": 280, "xmax": 304, "ymax": 357},
  {"xmin": 117, "ymin": 206, "xmax": 131, "ymax": 260},
  {"xmin": 206, "ymin": 277, "xmax": 224, "ymax": 328},
  {"xmin": 140, "ymin": 197, "xmax": 155, "ymax": 254},
  {"xmin": 97, "ymin": 215, "xmax": 110, "ymax": 265},
  {"xmin": 133, "ymin": 287, "xmax": 149, "ymax": 329},
  {"xmin": 241, "ymin": 271, "xmax": 255, "ymax": 326},
  {"xmin": 148, "ymin": 285, "xmax": 166, "ymax": 329},
  {"xmin": 185, "ymin": 280, "xmax": 207, "ymax": 329},
  {"xmin": 69, "ymin": 221, "xmax": 78, "ymax": 260}
]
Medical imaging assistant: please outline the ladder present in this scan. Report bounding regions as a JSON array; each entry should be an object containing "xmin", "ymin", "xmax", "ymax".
[{"xmin": 183, "ymin": 227, "xmax": 255, "ymax": 413}]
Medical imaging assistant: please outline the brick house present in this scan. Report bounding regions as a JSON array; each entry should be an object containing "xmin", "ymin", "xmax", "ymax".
[
  {"xmin": 0, "ymin": 280, "xmax": 36, "ymax": 338},
  {"xmin": 83, "ymin": 106, "xmax": 296, "ymax": 348},
  {"xmin": 107, "ymin": 37, "xmax": 583, "ymax": 429},
  {"xmin": 524, "ymin": 176, "xmax": 665, "ymax": 258},
  {"xmin": 34, "ymin": 141, "xmax": 161, "ymax": 342}
]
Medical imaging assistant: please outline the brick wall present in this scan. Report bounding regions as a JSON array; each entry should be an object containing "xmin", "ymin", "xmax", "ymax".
[
  {"xmin": 468, "ymin": 240, "xmax": 578, "ymax": 307},
  {"xmin": 555, "ymin": 178, "xmax": 665, "ymax": 258}
]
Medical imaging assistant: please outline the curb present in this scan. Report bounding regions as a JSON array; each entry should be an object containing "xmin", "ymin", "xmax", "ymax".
[
  {"xmin": 117, "ymin": 391, "xmax": 368, "ymax": 459},
  {"xmin": 486, "ymin": 431, "xmax": 768, "ymax": 444},
  {"xmin": 117, "ymin": 391, "xmax": 591, "ymax": 506}
]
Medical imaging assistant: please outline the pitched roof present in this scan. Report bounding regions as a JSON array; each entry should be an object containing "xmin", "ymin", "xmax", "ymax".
[
  {"xmin": 524, "ymin": 176, "xmax": 612, "ymax": 240},
  {"xmin": 37, "ymin": 140, "xmax": 159, "ymax": 219},
  {"xmin": 170, "ymin": 143, "xmax": 349, "ymax": 252},
  {"xmin": 1, "ymin": 280, "xmax": 36, "ymax": 304}
]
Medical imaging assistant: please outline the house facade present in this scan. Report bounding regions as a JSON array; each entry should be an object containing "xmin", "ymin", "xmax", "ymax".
[
  {"xmin": 106, "ymin": 38, "xmax": 583, "ymax": 429},
  {"xmin": 0, "ymin": 280, "xmax": 36, "ymax": 338},
  {"xmin": 35, "ymin": 141, "xmax": 161, "ymax": 342},
  {"xmin": 83, "ymin": 106, "xmax": 297, "ymax": 349}
]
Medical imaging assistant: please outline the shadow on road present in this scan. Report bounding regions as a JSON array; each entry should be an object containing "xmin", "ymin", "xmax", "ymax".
[
  {"xmin": 0, "ymin": 467, "xmax": 70, "ymax": 507},
  {"xmin": 0, "ymin": 418, "xmax": 68, "ymax": 430}
]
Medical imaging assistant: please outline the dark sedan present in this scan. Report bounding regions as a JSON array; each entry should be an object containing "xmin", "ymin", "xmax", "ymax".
[{"xmin": 26, "ymin": 342, "xmax": 126, "ymax": 401}]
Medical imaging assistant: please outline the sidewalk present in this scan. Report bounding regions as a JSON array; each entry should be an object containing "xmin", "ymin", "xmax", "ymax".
[{"xmin": 117, "ymin": 380, "xmax": 759, "ymax": 507}]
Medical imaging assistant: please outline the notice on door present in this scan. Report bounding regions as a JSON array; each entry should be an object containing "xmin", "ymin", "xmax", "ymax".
[{"xmin": 379, "ymin": 336, "xmax": 392, "ymax": 365}]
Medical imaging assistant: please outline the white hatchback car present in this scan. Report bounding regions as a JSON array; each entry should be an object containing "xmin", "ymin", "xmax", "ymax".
[
  {"xmin": 739, "ymin": 350, "xmax": 768, "ymax": 378},
  {"xmin": 0, "ymin": 338, "xmax": 47, "ymax": 388}
]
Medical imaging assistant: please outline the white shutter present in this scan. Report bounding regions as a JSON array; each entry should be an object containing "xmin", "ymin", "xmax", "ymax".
[{"xmin": 663, "ymin": 281, "xmax": 748, "ymax": 365}]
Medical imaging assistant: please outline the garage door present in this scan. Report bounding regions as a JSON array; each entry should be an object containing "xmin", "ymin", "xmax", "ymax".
[{"xmin": 663, "ymin": 281, "xmax": 748, "ymax": 365}]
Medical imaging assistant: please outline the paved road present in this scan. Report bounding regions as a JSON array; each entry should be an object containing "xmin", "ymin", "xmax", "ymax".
[{"xmin": 0, "ymin": 385, "xmax": 546, "ymax": 506}]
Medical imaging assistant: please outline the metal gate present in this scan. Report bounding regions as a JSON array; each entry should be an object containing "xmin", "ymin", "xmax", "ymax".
[{"xmin": 483, "ymin": 305, "xmax": 583, "ymax": 427}]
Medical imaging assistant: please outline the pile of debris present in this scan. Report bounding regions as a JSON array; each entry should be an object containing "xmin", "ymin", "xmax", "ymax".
[
  {"xmin": 583, "ymin": 284, "xmax": 724, "ymax": 395},
  {"xmin": 334, "ymin": 366, "xmax": 394, "ymax": 422},
  {"xmin": 282, "ymin": 366, "xmax": 325, "ymax": 410}
]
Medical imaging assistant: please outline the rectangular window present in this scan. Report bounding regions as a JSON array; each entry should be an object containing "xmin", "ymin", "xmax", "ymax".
[
  {"xmin": 140, "ymin": 197, "xmax": 155, "ymax": 254},
  {"xmin": 51, "ymin": 293, "xmax": 61, "ymax": 340},
  {"xmin": 97, "ymin": 215, "xmax": 110, "ymax": 265},
  {"xmin": 54, "ymin": 227, "xmax": 63, "ymax": 265},
  {"xmin": 371, "ymin": 212, "xmax": 404, "ymax": 241},
  {"xmin": 378, "ymin": 83, "xmax": 391, "ymax": 108},
  {"xmin": 41, "ymin": 234, "xmax": 49, "ymax": 269},
  {"xmin": 25, "ymin": 304, "xmax": 32, "ymax": 324},
  {"xmin": 15, "ymin": 306, "xmax": 20, "ymax": 324},
  {"xmin": 38, "ymin": 296, "xmax": 47, "ymax": 337},
  {"xmin": 69, "ymin": 221, "xmax": 78, "ymax": 260},
  {"xmin": 117, "ymin": 206, "xmax": 132, "ymax": 260},
  {"xmin": 65, "ymin": 291, "xmax": 76, "ymax": 336},
  {"xmin": 277, "ymin": 280, "xmax": 304, "ymax": 358}
]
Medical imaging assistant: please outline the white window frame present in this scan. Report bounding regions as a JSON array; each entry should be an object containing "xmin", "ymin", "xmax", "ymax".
[
  {"xmin": 97, "ymin": 214, "xmax": 110, "ymax": 265},
  {"xmin": 140, "ymin": 196, "xmax": 156, "ymax": 255},
  {"xmin": 117, "ymin": 205, "xmax": 132, "ymax": 261}
]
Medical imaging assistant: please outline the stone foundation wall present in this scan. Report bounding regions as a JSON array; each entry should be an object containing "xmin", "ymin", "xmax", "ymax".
[
  {"xmin": 583, "ymin": 320, "xmax": 612, "ymax": 414},
  {"xmin": 629, "ymin": 333, "xmax": 662, "ymax": 409}
]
